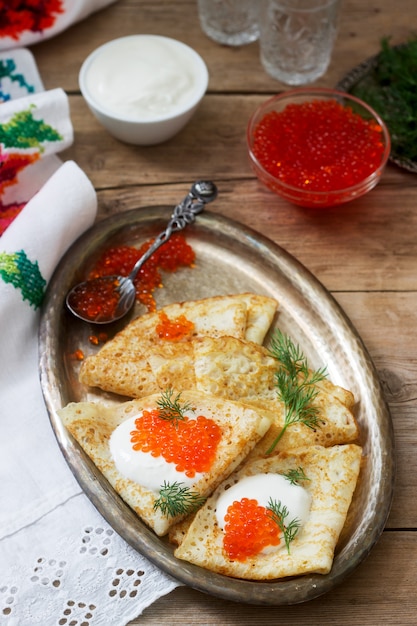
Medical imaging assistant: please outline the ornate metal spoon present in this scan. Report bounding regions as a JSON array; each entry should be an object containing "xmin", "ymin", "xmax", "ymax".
[{"xmin": 66, "ymin": 181, "xmax": 218, "ymax": 324}]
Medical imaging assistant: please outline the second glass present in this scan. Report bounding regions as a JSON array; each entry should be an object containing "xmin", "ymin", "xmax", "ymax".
[
  {"xmin": 197, "ymin": 0, "xmax": 259, "ymax": 47},
  {"xmin": 259, "ymin": 0, "xmax": 340, "ymax": 85}
]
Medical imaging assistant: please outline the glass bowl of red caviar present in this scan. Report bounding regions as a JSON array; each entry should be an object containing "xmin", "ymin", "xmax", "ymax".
[{"xmin": 247, "ymin": 88, "xmax": 391, "ymax": 208}]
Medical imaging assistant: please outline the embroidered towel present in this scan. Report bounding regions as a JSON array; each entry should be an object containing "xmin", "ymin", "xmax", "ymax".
[
  {"xmin": 0, "ymin": 50, "xmax": 180, "ymax": 626},
  {"xmin": 0, "ymin": 0, "xmax": 118, "ymax": 51},
  {"xmin": 0, "ymin": 86, "xmax": 73, "ymax": 234},
  {"xmin": 0, "ymin": 161, "xmax": 179, "ymax": 626}
]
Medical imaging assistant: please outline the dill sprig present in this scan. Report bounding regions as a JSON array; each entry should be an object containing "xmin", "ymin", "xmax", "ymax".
[
  {"xmin": 153, "ymin": 481, "xmax": 206, "ymax": 517},
  {"xmin": 156, "ymin": 388, "xmax": 194, "ymax": 425},
  {"xmin": 350, "ymin": 35, "xmax": 417, "ymax": 164},
  {"xmin": 267, "ymin": 498, "xmax": 301, "ymax": 554},
  {"xmin": 282, "ymin": 466, "xmax": 310, "ymax": 486},
  {"xmin": 266, "ymin": 330, "xmax": 327, "ymax": 454}
]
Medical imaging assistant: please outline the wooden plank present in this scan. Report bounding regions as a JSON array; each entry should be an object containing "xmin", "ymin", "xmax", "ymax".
[
  {"xmin": 31, "ymin": 0, "xmax": 417, "ymax": 94},
  {"xmin": 61, "ymin": 93, "xmax": 415, "ymax": 190},
  {"xmin": 130, "ymin": 532, "xmax": 417, "ymax": 625}
]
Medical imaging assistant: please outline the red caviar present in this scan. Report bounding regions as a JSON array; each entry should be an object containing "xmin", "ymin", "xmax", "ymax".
[
  {"xmin": 68, "ymin": 276, "xmax": 121, "ymax": 323},
  {"xmin": 223, "ymin": 498, "xmax": 281, "ymax": 561},
  {"xmin": 89, "ymin": 332, "xmax": 108, "ymax": 345},
  {"xmin": 88, "ymin": 234, "xmax": 195, "ymax": 313},
  {"xmin": 130, "ymin": 409, "xmax": 222, "ymax": 478},
  {"xmin": 252, "ymin": 100, "xmax": 385, "ymax": 193},
  {"xmin": 156, "ymin": 311, "xmax": 195, "ymax": 341},
  {"xmin": 69, "ymin": 349, "xmax": 84, "ymax": 361}
]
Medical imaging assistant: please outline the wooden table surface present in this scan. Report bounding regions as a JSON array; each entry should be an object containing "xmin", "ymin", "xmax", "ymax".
[{"xmin": 30, "ymin": 0, "xmax": 417, "ymax": 623}]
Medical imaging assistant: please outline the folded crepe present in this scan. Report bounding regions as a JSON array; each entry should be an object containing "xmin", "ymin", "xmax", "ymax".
[
  {"xmin": 78, "ymin": 292, "xmax": 278, "ymax": 397},
  {"xmin": 190, "ymin": 335, "xmax": 359, "ymax": 454},
  {"xmin": 174, "ymin": 443, "xmax": 362, "ymax": 580},
  {"xmin": 59, "ymin": 390, "xmax": 273, "ymax": 536}
]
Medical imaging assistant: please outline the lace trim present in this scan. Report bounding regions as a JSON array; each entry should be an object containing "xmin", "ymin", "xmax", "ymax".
[{"xmin": 0, "ymin": 496, "xmax": 180, "ymax": 625}]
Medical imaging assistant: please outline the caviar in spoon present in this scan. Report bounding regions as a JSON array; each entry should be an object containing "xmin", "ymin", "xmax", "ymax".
[{"xmin": 66, "ymin": 181, "xmax": 218, "ymax": 324}]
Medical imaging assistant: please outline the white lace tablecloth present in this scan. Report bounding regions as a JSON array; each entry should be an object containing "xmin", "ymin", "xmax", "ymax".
[{"xmin": 0, "ymin": 45, "xmax": 180, "ymax": 626}]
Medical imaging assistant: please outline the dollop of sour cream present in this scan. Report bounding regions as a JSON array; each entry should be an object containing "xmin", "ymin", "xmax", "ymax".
[
  {"xmin": 85, "ymin": 37, "xmax": 202, "ymax": 120},
  {"xmin": 109, "ymin": 415, "xmax": 203, "ymax": 493},
  {"xmin": 215, "ymin": 473, "xmax": 311, "ymax": 533}
]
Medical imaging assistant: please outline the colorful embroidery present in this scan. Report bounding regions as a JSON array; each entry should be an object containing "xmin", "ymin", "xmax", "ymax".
[
  {"xmin": 0, "ymin": 201, "xmax": 25, "ymax": 235},
  {"xmin": 0, "ymin": 104, "xmax": 63, "ymax": 150},
  {"xmin": 0, "ymin": 58, "xmax": 35, "ymax": 102},
  {"xmin": 0, "ymin": 1, "xmax": 65, "ymax": 40},
  {"xmin": 1, "ymin": 151, "xmax": 40, "ymax": 188},
  {"xmin": 0, "ymin": 250, "xmax": 46, "ymax": 308},
  {"xmin": 0, "ymin": 105, "xmax": 64, "ymax": 235}
]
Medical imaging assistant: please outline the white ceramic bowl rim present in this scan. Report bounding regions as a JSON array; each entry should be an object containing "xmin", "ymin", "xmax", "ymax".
[
  {"xmin": 247, "ymin": 87, "xmax": 391, "ymax": 198},
  {"xmin": 79, "ymin": 34, "xmax": 209, "ymax": 124}
]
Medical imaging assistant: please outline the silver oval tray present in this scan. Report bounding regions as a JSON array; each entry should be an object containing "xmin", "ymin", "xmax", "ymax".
[{"xmin": 39, "ymin": 206, "xmax": 395, "ymax": 605}]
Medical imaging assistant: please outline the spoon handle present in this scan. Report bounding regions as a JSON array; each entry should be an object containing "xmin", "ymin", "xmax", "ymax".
[{"xmin": 127, "ymin": 181, "xmax": 217, "ymax": 282}]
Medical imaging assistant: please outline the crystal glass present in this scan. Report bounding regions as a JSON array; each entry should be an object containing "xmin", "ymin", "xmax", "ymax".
[
  {"xmin": 197, "ymin": 0, "xmax": 259, "ymax": 46},
  {"xmin": 259, "ymin": 0, "xmax": 340, "ymax": 85}
]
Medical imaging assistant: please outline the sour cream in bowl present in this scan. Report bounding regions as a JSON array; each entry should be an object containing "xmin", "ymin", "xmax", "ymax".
[{"xmin": 79, "ymin": 35, "xmax": 209, "ymax": 145}]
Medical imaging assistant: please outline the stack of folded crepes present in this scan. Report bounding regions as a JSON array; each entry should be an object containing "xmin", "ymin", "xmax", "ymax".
[{"xmin": 60, "ymin": 291, "xmax": 362, "ymax": 581}]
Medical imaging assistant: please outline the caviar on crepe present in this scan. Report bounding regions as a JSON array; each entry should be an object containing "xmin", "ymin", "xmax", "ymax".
[
  {"xmin": 109, "ymin": 390, "xmax": 223, "ymax": 501},
  {"xmin": 130, "ymin": 408, "xmax": 222, "ymax": 478},
  {"xmin": 129, "ymin": 390, "xmax": 221, "ymax": 479},
  {"xmin": 223, "ymin": 498, "xmax": 281, "ymax": 561},
  {"xmin": 215, "ymin": 471, "xmax": 311, "ymax": 562},
  {"xmin": 156, "ymin": 310, "xmax": 195, "ymax": 341}
]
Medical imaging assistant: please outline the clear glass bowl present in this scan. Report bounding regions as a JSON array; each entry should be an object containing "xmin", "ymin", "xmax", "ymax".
[{"xmin": 247, "ymin": 88, "xmax": 391, "ymax": 208}]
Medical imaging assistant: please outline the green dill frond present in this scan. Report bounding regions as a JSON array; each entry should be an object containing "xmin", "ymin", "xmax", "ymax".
[
  {"xmin": 266, "ymin": 330, "xmax": 327, "ymax": 454},
  {"xmin": 153, "ymin": 481, "xmax": 205, "ymax": 517},
  {"xmin": 156, "ymin": 388, "xmax": 194, "ymax": 424},
  {"xmin": 269, "ymin": 330, "xmax": 309, "ymax": 379},
  {"xmin": 283, "ymin": 467, "xmax": 310, "ymax": 485},
  {"xmin": 350, "ymin": 35, "xmax": 417, "ymax": 163},
  {"xmin": 267, "ymin": 498, "xmax": 301, "ymax": 554}
]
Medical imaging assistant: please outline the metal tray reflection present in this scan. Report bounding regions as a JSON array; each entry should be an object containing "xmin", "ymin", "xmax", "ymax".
[{"xmin": 39, "ymin": 206, "xmax": 395, "ymax": 605}]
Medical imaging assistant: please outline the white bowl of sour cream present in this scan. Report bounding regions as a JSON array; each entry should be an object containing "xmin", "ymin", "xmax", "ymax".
[{"xmin": 79, "ymin": 35, "xmax": 209, "ymax": 145}]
